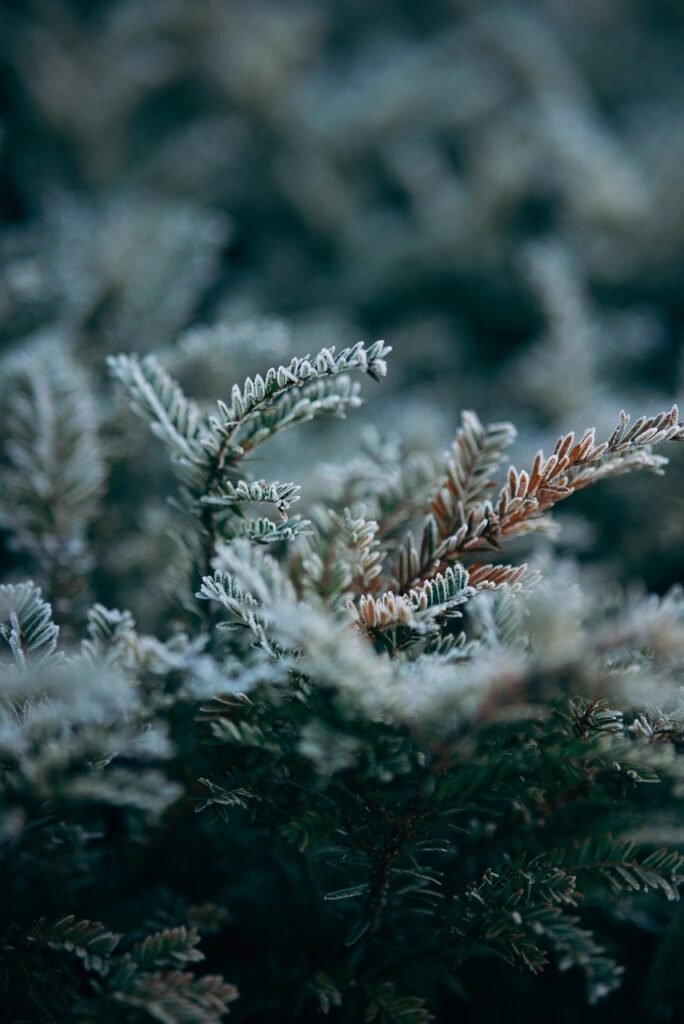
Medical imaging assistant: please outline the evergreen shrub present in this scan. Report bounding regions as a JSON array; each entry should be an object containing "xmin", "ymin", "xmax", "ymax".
[{"xmin": 2, "ymin": 338, "xmax": 684, "ymax": 1022}]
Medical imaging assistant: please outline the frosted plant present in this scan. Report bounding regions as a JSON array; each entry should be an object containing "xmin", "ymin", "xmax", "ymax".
[
  {"xmin": 1, "ymin": 331, "xmax": 684, "ymax": 1020},
  {"xmin": 2, "ymin": 2, "xmax": 684, "ymax": 1018},
  {"xmin": 0, "ymin": 337, "xmax": 105, "ymax": 622}
]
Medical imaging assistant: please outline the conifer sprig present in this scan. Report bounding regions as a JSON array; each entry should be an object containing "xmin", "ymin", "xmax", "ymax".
[
  {"xmin": 1, "ymin": 342, "xmax": 105, "ymax": 618},
  {"xmin": 109, "ymin": 341, "xmax": 390, "ymax": 589},
  {"xmin": 394, "ymin": 405, "xmax": 684, "ymax": 590},
  {"xmin": 0, "ymin": 582, "xmax": 61, "ymax": 669},
  {"xmin": 26, "ymin": 915, "xmax": 238, "ymax": 1021}
]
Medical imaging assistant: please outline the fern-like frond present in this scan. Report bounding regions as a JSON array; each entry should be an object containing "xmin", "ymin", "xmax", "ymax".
[
  {"xmin": 27, "ymin": 916, "xmax": 237, "ymax": 1021},
  {"xmin": 430, "ymin": 411, "xmax": 517, "ymax": 536},
  {"xmin": 562, "ymin": 698, "xmax": 625, "ymax": 739},
  {"xmin": 0, "ymin": 340, "xmax": 105, "ymax": 615},
  {"xmin": 201, "ymin": 341, "xmax": 389, "ymax": 472},
  {"xmin": 131, "ymin": 926, "xmax": 204, "ymax": 971},
  {"xmin": 332, "ymin": 507, "xmax": 383, "ymax": 593},
  {"xmin": 199, "ymin": 479, "xmax": 301, "ymax": 517},
  {"xmin": 409, "ymin": 563, "xmax": 470, "ymax": 612},
  {"xmin": 212, "ymin": 340, "xmax": 390, "ymax": 431},
  {"xmin": 225, "ymin": 515, "xmax": 312, "ymax": 545},
  {"xmin": 234, "ymin": 375, "xmax": 365, "ymax": 451},
  {"xmin": 554, "ymin": 837, "xmax": 684, "ymax": 901},
  {"xmin": 350, "ymin": 565, "xmax": 471, "ymax": 638},
  {"xmin": 196, "ymin": 570, "xmax": 267, "ymax": 647},
  {"xmin": 111, "ymin": 344, "xmax": 390, "ymax": 600},
  {"xmin": 107, "ymin": 352, "xmax": 205, "ymax": 478},
  {"xmin": 351, "ymin": 590, "xmax": 416, "ymax": 632},
  {"xmin": 542, "ymin": 915, "xmax": 623, "ymax": 1004},
  {"xmin": 114, "ymin": 969, "xmax": 238, "ymax": 1024},
  {"xmin": 393, "ymin": 405, "xmax": 684, "ymax": 588},
  {"xmin": 0, "ymin": 582, "xmax": 61, "ymax": 669},
  {"xmin": 81, "ymin": 603, "xmax": 137, "ymax": 666},
  {"xmin": 490, "ymin": 405, "xmax": 684, "ymax": 546},
  {"xmin": 630, "ymin": 706, "xmax": 684, "ymax": 743},
  {"xmin": 453, "ymin": 861, "xmax": 579, "ymax": 974},
  {"xmin": 467, "ymin": 562, "xmax": 541, "ymax": 593},
  {"xmin": 196, "ymin": 545, "xmax": 294, "ymax": 658},
  {"xmin": 29, "ymin": 915, "xmax": 121, "ymax": 974}
]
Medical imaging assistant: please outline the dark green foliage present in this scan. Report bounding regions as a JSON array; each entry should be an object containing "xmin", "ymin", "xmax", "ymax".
[
  {"xmin": 0, "ymin": 343, "xmax": 105, "ymax": 622},
  {"xmin": 1, "ymin": 337, "xmax": 684, "ymax": 1021},
  {"xmin": 19, "ymin": 915, "xmax": 238, "ymax": 1023},
  {"xmin": 0, "ymin": 582, "xmax": 61, "ymax": 669},
  {"xmin": 2, "ymin": 3, "xmax": 684, "ymax": 1021}
]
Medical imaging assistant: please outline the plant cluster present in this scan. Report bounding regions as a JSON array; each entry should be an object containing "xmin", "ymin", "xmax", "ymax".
[
  {"xmin": 2, "ymin": 341, "xmax": 684, "ymax": 1022},
  {"xmin": 2, "ymin": 2, "xmax": 684, "ymax": 1020}
]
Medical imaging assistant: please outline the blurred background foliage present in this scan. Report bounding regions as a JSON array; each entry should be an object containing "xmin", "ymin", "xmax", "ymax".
[{"xmin": 1, "ymin": 0, "xmax": 684, "ymax": 613}]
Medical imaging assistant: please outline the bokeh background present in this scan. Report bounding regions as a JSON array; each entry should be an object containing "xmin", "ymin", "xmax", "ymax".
[{"xmin": 1, "ymin": 0, "xmax": 684, "ymax": 617}]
